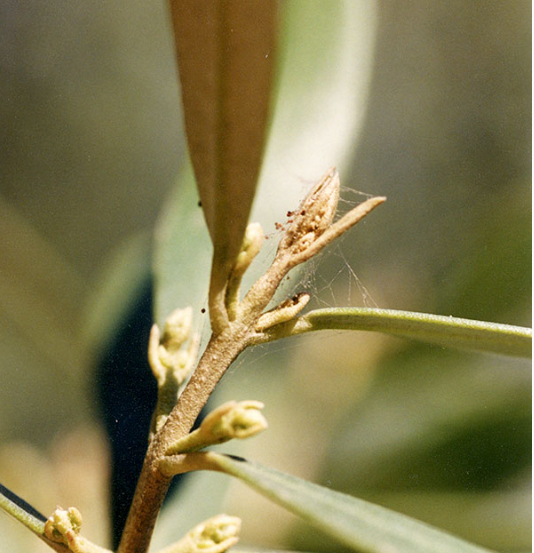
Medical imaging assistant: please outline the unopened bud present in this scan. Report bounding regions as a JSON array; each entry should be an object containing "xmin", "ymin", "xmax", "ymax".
[
  {"xmin": 255, "ymin": 292, "xmax": 311, "ymax": 331},
  {"xmin": 165, "ymin": 400, "xmax": 267, "ymax": 455},
  {"xmin": 44, "ymin": 506, "xmax": 111, "ymax": 553},
  {"xmin": 148, "ymin": 307, "xmax": 199, "ymax": 437},
  {"xmin": 44, "ymin": 506, "xmax": 82, "ymax": 544},
  {"xmin": 162, "ymin": 307, "xmax": 193, "ymax": 349},
  {"xmin": 279, "ymin": 168, "xmax": 340, "ymax": 255},
  {"xmin": 226, "ymin": 223, "xmax": 264, "ymax": 321},
  {"xmin": 158, "ymin": 514, "xmax": 241, "ymax": 553},
  {"xmin": 148, "ymin": 307, "xmax": 198, "ymax": 387},
  {"xmin": 207, "ymin": 400, "xmax": 268, "ymax": 441},
  {"xmin": 232, "ymin": 223, "xmax": 264, "ymax": 278}
]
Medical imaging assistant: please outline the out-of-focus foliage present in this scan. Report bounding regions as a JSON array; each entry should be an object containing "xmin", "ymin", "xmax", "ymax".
[
  {"xmin": 0, "ymin": 1, "xmax": 530, "ymax": 552},
  {"xmin": 0, "ymin": 0, "xmax": 183, "ymax": 444},
  {"xmin": 0, "ymin": 427, "xmax": 110, "ymax": 552},
  {"xmin": 1, "ymin": 1, "xmax": 183, "ymax": 549}
]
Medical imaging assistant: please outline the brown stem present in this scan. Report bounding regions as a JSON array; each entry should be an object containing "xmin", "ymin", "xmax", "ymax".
[
  {"xmin": 116, "ymin": 443, "xmax": 171, "ymax": 553},
  {"xmin": 161, "ymin": 326, "xmax": 249, "ymax": 438},
  {"xmin": 117, "ymin": 326, "xmax": 250, "ymax": 553}
]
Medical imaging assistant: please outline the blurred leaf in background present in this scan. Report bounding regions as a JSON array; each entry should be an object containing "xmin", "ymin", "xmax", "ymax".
[
  {"xmin": 0, "ymin": 0, "xmax": 185, "ymax": 549},
  {"xmin": 282, "ymin": 2, "xmax": 531, "ymax": 551},
  {"xmin": 0, "ymin": 0, "xmax": 184, "ymax": 441}
]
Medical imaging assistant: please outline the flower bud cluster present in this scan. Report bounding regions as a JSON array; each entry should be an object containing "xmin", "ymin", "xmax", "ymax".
[
  {"xmin": 149, "ymin": 307, "xmax": 198, "ymax": 387},
  {"xmin": 158, "ymin": 514, "xmax": 241, "ymax": 553},
  {"xmin": 44, "ymin": 507, "xmax": 111, "ymax": 553},
  {"xmin": 148, "ymin": 307, "xmax": 199, "ymax": 435},
  {"xmin": 165, "ymin": 400, "xmax": 267, "ymax": 455},
  {"xmin": 44, "ymin": 506, "xmax": 82, "ymax": 545}
]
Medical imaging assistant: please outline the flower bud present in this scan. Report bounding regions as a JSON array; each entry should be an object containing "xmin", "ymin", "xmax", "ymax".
[
  {"xmin": 148, "ymin": 307, "xmax": 198, "ymax": 387},
  {"xmin": 232, "ymin": 222, "xmax": 264, "ymax": 278},
  {"xmin": 161, "ymin": 307, "xmax": 193, "ymax": 349},
  {"xmin": 148, "ymin": 307, "xmax": 199, "ymax": 437},
  {"xmin": 44, "ymin": 506, "xmax": 82, "ymax": 544},
  {"xmin": 158, "ymin": 514, "xmax": 241, "ymax": 553},
  {"xmin": 207, "ymin": 400, "xmax": 268, "ymax": 441},
  {"xmin": 255, "ymin": 292, "xmax": 311, "ymax": 331},
  {"xmin": 278, "ymin": 167, "xmax": 340, "ymax": 255},
  {"xmin": 165, "ymin": 401, "xmax": 267, "ymax": 455},
  {"xmin": 44, "ymin": 506, "xmax": 112, "ymax": 552},
  {"xmin": 226, "ymin": 223, "xmax": 264, "ymax": 320}
]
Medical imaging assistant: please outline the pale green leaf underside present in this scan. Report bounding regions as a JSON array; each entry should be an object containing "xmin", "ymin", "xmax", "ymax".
[
  {"xmin": 262, "ymin": 308, "xmax": 531, "ymax": 358},
  {"xmin": 209, "ymin": 454, "xmax": 495, "ymax": 553}
]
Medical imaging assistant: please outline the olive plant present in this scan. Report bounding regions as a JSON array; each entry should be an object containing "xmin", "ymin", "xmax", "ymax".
[{"xmin": 0, "ymin": 2, "xmax": 530, "ymax": 553}]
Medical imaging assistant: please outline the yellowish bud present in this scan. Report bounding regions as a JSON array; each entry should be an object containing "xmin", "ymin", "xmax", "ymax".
[
  {"xmin": 44, "ymin": 506, "xmax": 82, "ymax": 544},
  {"xmin": 162, "ymin": 307, "xmax": 193, "ymax": 348},
  {"xmin": 148, "ymin": 307, "xmax": 198, "ymax": 387},
  {"xmin": 232, "ymin": 222, "xmax": 264, "ymax": 278},
  {"xmin": 226, "ymin": 222, "xmax": 264, "ymax": 321},
  {"xmin": 205, "ymin": 400, "xmax": 268, "ymax": 442},
  {"xmin": 157, "ymin": 514, "xmax": 241, "ymax": 553},
  {"xmin": 44, "ymin": 506, "xmax": 111, "ymax": 553},
  {"xmin": 165, "ymin": 400, "xmax": 267, "ymax": 455}
]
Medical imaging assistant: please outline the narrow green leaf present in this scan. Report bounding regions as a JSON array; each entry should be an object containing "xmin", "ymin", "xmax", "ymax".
[
  {"xmin": 169, "ymin": 0, "xmax": 278, "ymax": 290},
  {"xmin": 0, "ymin": 482, "xmax": 69, "ymax": 553},
  {"xmin": 209, "ymin": 454, "xmax": 495, "ymax": 553},
  {"xmin": 0, "ymin": 482, "xmax": 46, "ymax": 533},
  {"xmin": 261, "ymin": 308, "xmax": 532, "ymax": 358},
  {"xmin": 356, "ymin": 490, "xmax": 531, "ymax": 551}
]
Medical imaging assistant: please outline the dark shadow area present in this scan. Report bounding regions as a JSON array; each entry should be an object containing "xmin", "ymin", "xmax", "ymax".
[{"xmin": 97, "ymin": 281, "xmax": 184, "ymax": 547}]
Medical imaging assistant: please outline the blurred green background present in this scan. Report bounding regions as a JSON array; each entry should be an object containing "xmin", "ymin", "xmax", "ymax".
[{"xmin": 0, "ymin": 1, "xmax": 530, "ymax": 552}]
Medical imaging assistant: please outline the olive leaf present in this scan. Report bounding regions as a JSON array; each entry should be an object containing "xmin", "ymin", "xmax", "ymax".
[
  {"xmin": 169, "ymin": 0, "xmax": 278, "ymax": 322},
  {"xmin": 208, "ymin": 454, "xmax": 495, "ymax": 553}
]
